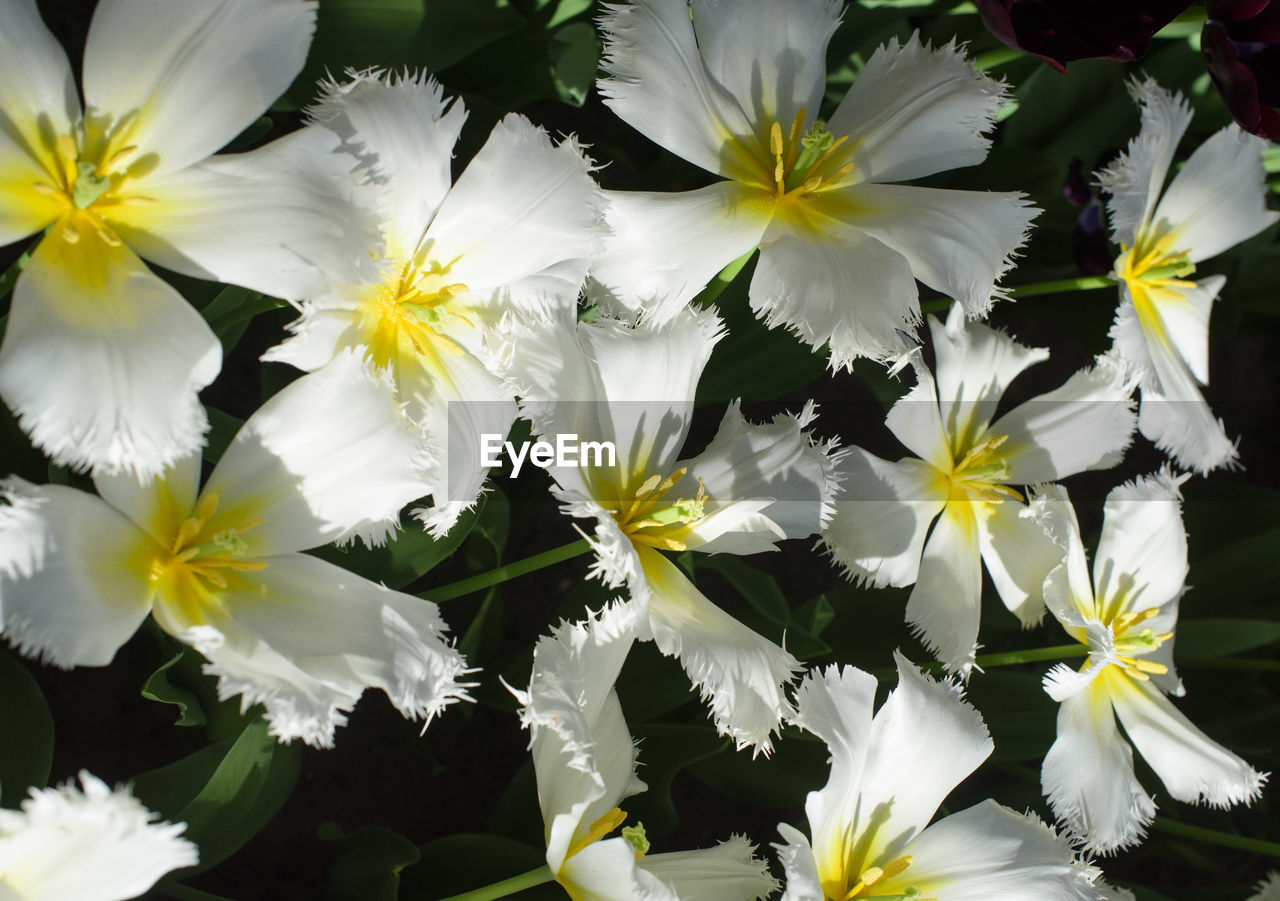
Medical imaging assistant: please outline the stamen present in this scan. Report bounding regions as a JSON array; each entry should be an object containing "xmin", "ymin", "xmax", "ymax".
[
  {"xmin": 564, "ymin": 807, "xmax": 627, "ymax": 860},
  {"xmin": 96, "ymin": 224, "xmax": 122, "ymax": 247},
  {"xmin": 61, "ymin": 222, "xmax": 81, "ymax": 244},
  {"xmin": 769, "ymin": 121, "xmax": 784, "ymax": 158},
  {"xmin": 98, "ymin": 144, "xmax": 138, "ymax": 176},
  {"xmin": 30, "ymin": 182, "xmax": 57, "ymax": 195}
]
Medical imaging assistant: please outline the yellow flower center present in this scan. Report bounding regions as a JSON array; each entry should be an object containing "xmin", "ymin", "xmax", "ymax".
[
  {"xmin": 30, "ymin": 119, "xmax": 156, "ymax": 248},
  {"xmin": 760, "ymin": 109, "xmax": 858, "ymax": 200},
  {"xmin": 1094, "ymin": 604, "xmax": 1173, "ymax": 683},
  {"xmin": 1115, "ymin": 230, "xmax": 1197, "ymax": 342},
  {"xmin": 944, "ymin": 433, "xmax": 1021, "ymax": 505},
  {"xmin": 612, "ymin": 467, "xmax": 709, "ymax": 553},
  {"xmin": 822, "ymin": 851, "xmax": 933, "ymax": 901},
  {"xmin": 147, "ymin": 492, "xmax": 266, "ymax": 627},
  {"xmin": 358, "ymin": 250, "xmax": 475, "ymax": 374}
]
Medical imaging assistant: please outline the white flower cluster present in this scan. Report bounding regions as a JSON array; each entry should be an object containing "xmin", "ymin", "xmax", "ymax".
[{"xmin": 0, "ymin": 0, "xmax": 1273, "ymax": 898}]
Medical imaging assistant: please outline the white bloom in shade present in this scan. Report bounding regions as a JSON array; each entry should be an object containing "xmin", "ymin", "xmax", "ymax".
[
  {"xmin": 265, "ymin": 69, "xmax": 604, "ymax": 536},
  {"xmin": 0, "ymin": 771, "xmax": 197, "ymax": 901},
  {"xmin": 1030, "ymin": 472, "xmax": 1267, "ymax": 855},
  {"xmin": 1099, "ymin": 77, "xmax": 1278, "ymax": 474},
  {"xmin": 0, "ymin": 0, "xmax": 376, "ymax": 481},
  {"xmin": 592, "ymin": 0, "xmax": 1038, "ymax": 367},
  {"xmin": 820, "ymin": 303, "xmax": 1136, "ymax": 674},
  {"xmin": 0, "ymin": 351, "xmax": 471, "ymax": 748},
  {"xmin": 775, "ymin": 654, "xmax": 1101, "ymax": 901},
  {"xmin": 509, "ymin": 306, "xmax": 839, "ymax": 754},
  {"xmin": 511, "ymin": 602, "xmax": 777, "ymax": 901},
  {"xmin": 1251, "ymin": 873, "xmax": 1280, "ymax": 901}
]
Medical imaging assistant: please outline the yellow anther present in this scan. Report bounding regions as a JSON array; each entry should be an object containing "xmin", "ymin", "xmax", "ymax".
[
  {"xmin": 880, "ymin": 855, "xmax": 913, "ymax": 880},
  {"xmin": 98, "ymin": 144, "xmax": 138, "ymax": 175},
  {"xmin": 633, "ymin": 472, "xmax": 664, "ymax": 499},
  {"xmin": 769, "ymin": 121, "xmax": 784, "ymax": 157},
  {"xmin": 1132, "ymin": 659, "xmax": 1169, "ymax": 675},
  {"xmin": 565, "ymin": 807, "xmax": 627, "ymax": 860},
  {"xmin": 30, "ymin": 182, "xmax": 56, "ymax": 195},
  {"xmin": 96, "ymin": 225, "xmax": 122, "ymax": 247},
  {"xmin": 442, "ymin": 283, "xmax": 468, "ymax": 296},
  {"xmin": 61, "ymin": 222, "xmax": 81, "ymax": 244},
  {"xmin": 955, "ymin": 434, "xmax": 1009, "ymax": 472},
  {"xmin": 1113, "ymin": 606, "xmax": 1159, "ymax": 633}
]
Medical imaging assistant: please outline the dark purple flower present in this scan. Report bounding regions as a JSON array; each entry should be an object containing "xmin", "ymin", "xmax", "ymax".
[
  {"xmin": 976, "ymin": 0, "xmax": 1193, "ymax": 72},
  {"xmin": 1203, "ymin": 0, "xmax": 1280, "ymax": 138}
]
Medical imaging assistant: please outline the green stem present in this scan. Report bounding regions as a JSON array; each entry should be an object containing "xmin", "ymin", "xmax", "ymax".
[
  {"xmin": 694, "ymin": 250, "xmax": 754, "ymax": 309},
  {"xmin": 972, "ymin": 45, "xmax": 1022, "ymax": 71},
  {"xmin": 1007, "ymin": 275, "xmax": 1116, "ymax": 298},
  {"xmin": 426, "ymin": 539, "xmax": 592, "ymax": 602},
  {"xmin": 975, "ymin": 644, "xmax": 1088, "ymax": 668},
  {"xmin": 438, "ymin": 864, "xmax": 555, "ymax": 901},
  {"xmin": 1152, "ymin": 818, "xmax": 1280, "ymax": 858}
]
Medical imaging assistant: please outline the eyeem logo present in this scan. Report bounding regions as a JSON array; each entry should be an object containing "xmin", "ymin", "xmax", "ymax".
[{"xmin": 480, "ymin": 433, "xmax": 617, "ymax": 477}]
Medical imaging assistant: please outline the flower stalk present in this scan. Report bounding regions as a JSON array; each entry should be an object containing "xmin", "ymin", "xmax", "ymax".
[
  {"xmin": 437, "ymin": 864, "xmax": 554, "ymax": 901},
  {"xmin": 426, "ymin": 539, "xmax": 592, "ymax": 602}
]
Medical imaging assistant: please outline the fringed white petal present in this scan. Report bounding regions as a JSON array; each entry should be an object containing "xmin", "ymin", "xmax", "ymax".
[
  {"xmin": 0, "ymin": 771, "xmax": 197, "ymax": 901},
  {"xmin": 905, "ymin": 503, "xmax": 983, "ymax": 674},
  {"xmin": 1108, "ymin": 670, "xmax": 1266, "ymax": 811},
  {"xmin": 1250, "ymin": 873, "xmax": 1280, "ymax": 901},
  {"xmin": 855, "ymin": 653, "xmax": 993, "ymax": 863},
  {"xmin": 689, "ymin": 0, "xmax": 841, "ymax": 129},
  {"xmin": 1096, "ymin": 78, "xmax": 1192, "ymax": 247},
  {"xmin": 307, "ymin": 68, "xmax": 468, "ymax": 256},
  {"xmin": 639, "ymin": 834, "xmax": 778, "ymax": 901},
  {"xmin": 639, "ymin": 545, "xmax": 798, "ymax": 755},
  {"xmin": 597, "ymin": 0, "xmax": 757, "ymax": 178},
  {"xmin": 0, "ymin": 478, "xmax": 155, "ymax": 668},
  {"xmin": 774, "ymin": 822, "xmax": 825, "ymax": 901},
  {"xmin": 679, "ymin": 400, "xmax": 840, "ymax": 553},
  {"xmin": 928, "ymin": 303, "xmax": 1049, "ymax": 454},
  {"xmin": 512, "ymin": 310, "xmax": 724, "ymax": 501},
  {"xmin": 1026, "ymin": 484, "xmax": 1101, "ymax": 628},
  {"xmin": 883, "ymin": 349, "xmax": 952, "ymax": 472},
  {"xmin": 751, "ymin": 222, "xmax": 918, "ymax": 369},
  {"xmin": 589, "ymin": 184, "xmax": 771, "ymax": 322},
  {"xmin": 845, "ymin": 184, "xmax": 1037, "ymax": 318},
  {"xmin": 820, "ymin": 448, "xmax": 945, "ymax": 588},
  {"xmin": 260, "ymin": 286, "xmax": 362, "ymax": 373},
  {"xmin": 828, "ymin": 34, "xmax": 1009, "ymax": 183},
  {"xmin": 1153, "ymin": 124, "xmax": 1278, "ymax": 263},
  {"xmin": 82, "ymin": 0, "xmax": 316, "ymax": 176},
  {"xmin": 92, "ymin": 451, "xmax": 203, "ymax": 547},
  {"xmin": 977, "ymin": 498, "xmax": 1064, "ymax": 627},
  {"xmin": 172, "ymin": 552, "xmax": 470, "ymax": 749},
  {"xmin": 992, "ymin": 353, "xmax": 1137, "ymax": 484},
  {"xmin": 789, "ymin": 664, "xmax": 878, "ymax": 876},
  {"xmin": 1094, "ymin": 470, "xmax": 1189, "ymax": 621},
  {"xmin": 893, "ymin": 800, "xmax": 1101, "ymax": 901},
  {"xmin": 1111, "ymin": 279, "xmax": 1239, "ymax": 474},
  {"xmin": 560, "ymin": 837, "xmax": 678, "ymax": 901},
  {"xmin": 511, "ymin": 601, "xmax": 642, "ymax": 874},
  {"xmin": 1041, "ymin": 679, "xmax": 1155, "ymax": 855},
  {"xmin": 206, "ymin": 349, "xmax": 433, "ymax": 554},
  {"xmin": 0, "ymin": 227, "xmax": 220, "ymax": 481},
  {"xmin": 424, "ymin": 114, "xmax": 604, "ymax": 315},
  {"xmin": 0, "ymin": 0, "xmax": 77, "ymax": 245},
  {"xmin": 113, "ymin": 126, "xmax": 379, "ymax": 301}
]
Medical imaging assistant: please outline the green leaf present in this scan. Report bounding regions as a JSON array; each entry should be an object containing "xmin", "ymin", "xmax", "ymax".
[
  {"xmin": 320, "ymin": 824, "xmax": 421, "ymax": 901},
  {"xmin": 281, "ymin": 0, "xmax": 525, "ymax": 109},
  {"xmin": 1174, "ymin": 619, "xmax": 1280, "ymax": 661},
  {"xmin": 310, "ymin": 500, "xmax": 483, "ymax": 590},
  {"xmin": 688, "ymin": 728, "xmax": 828, "ymax": 807},
  {"xmin": 141, "ymin": 650, "xmax": 207, "ymax": 728},
  {"xmin": 0, "ymin": 648, "xmax": 53, "ymax": 808},
  {"xmin": 693, "ymin": 555, "xmax": 789, "ymax": 625},
  {"xmin": 547, "ymin": 22, "xmax": 600, "ymax": 106},
  {"xmin": 204, "ymin": 408, "xmax": 244, "ymax": 464},
  {"xmin": 399, "ymin": 833, "xmax": 555, "ymax": 899},
  {"xmin": 199, "ymin": 285, "xmax": 283, "ymax": 352},
  {"xmin": 133, "ymin": 721, "xmax": 302, "ymax": 874},
  {"xmin": 625, "ymin": 724, "xmax": 728, "ymax": 836}
]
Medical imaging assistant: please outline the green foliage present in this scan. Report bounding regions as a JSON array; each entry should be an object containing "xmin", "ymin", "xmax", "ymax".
[
  {"xmin": 0, "ymin": 650, "xmax": 53, "ymax": 809},
  {"xmin": 320, "ymin": 824, "xmax": 422, "ymax": 901},
  {"xmin": 132, "ymin": 721, "xmax": 302, "ymax": 876}
]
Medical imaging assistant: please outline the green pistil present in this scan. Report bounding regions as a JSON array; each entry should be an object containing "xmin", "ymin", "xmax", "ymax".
[
  {"xmin": 621, "ymin": 823, "xmax": 649, "ymax": 857},
  {"xmin": 72, "ymin": 162, "xmax": 111, "ymax": 209},
  {"xmin": 1142, "ymin": 253, "xmax": 1196, "ymax": 281},
  {"xmin": 788, "ymin": 120, "xmax": 836, "ymax": 188}
]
